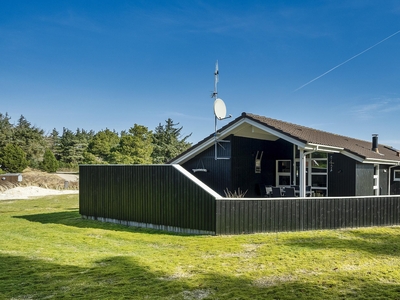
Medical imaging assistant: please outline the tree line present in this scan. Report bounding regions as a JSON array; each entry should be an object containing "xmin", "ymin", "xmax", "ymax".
[{"xmin": 0, "ymin": 113, "xmax": 192, "ymax": 173}]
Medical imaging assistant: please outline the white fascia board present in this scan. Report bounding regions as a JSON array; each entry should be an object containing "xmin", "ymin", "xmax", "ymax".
[
  {"xmin": 170, "ymin": 137, "xmax": 214, "ymax": 164},
  {"xmin": 307, "ymin": 143, "xmax": 344, "ymax": 152},
  {"xmin": 245, "ymin": 119, "xmax": 307, "ymax": 148},
  {"xmin": 341, "ymin": 150, "xmax": 400, "ymax": 165},
  {"xmin": 171, "ymin": 118, "xmax": 307, "ymax": 164},
  {"xmin": 341, "ymin": 151, "xmax": 364, "ymax": 163},
  {"xmin": 170, "ymin": 119, "xmax": 249, "ymax": 164},
  {"xmin": 363, "ymin": 158, "xmax": 400, "ymax": 165}
]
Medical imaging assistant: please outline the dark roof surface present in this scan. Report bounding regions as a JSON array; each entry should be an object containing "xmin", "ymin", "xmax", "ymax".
[
  {"xmin": 172, "ymin": 112, "xmax": 400, "ymax": 163},
  {"xmin": 244, "ymin": 113, "xmax": 400, "ymax": 161}
]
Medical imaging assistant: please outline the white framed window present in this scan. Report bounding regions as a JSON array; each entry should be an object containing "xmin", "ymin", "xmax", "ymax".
[
  {"xmin": 276, "ymin": 160, "xmax": 291, "ymax": 187},
  {"xmin": 394, "ymin": 170, "xmax": 400, "ymax": 182},
  {"xmin": 293, "ymin": 151, "xmax": 328, "ymax": 196}
]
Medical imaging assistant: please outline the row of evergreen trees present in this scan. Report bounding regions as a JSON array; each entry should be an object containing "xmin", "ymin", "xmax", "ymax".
[{"xmin": 0, "ymin": 113, "xmax": 192, "ymax": 173}]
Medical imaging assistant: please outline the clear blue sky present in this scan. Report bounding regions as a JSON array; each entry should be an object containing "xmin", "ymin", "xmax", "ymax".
[{"xmin": 1, "ymin": 1, "xmax": 399, "ymax": 149}]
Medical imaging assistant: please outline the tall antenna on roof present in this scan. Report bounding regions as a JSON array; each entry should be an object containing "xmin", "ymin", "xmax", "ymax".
[
  {"xmin": 212, "ymin": 60, "xmax": 219, "ymax": 99},
  {"xmin": 212, "ymin": 60, "xmax": 232, "ymax": 160}
]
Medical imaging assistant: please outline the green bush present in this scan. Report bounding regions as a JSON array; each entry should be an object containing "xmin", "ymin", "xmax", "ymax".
[
  {"xmin": 0, "ymin": 143, "xmax": 28, "ymax": 173},
  {"xmin": 39, "ymin": 149, "xmax": 59, "ymax": 173}
]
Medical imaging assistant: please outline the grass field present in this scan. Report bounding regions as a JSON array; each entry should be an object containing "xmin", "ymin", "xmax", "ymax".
[{"xmin": 1, "ymin": 195, "xmax": 400, "ymax": 299}]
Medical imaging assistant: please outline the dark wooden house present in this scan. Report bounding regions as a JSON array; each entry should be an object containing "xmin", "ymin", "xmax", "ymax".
[
  {"xmin": 80, "ymin": 112, "xmax": 400, "ymax": 235},
  {"xmin": 170, "ymin": 113, "xmax": 400, "ymax": 197}
]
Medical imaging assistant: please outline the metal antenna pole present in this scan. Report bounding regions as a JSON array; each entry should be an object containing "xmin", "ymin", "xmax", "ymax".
[{"xmin": 214, "ymin": 61, "xmax": 219, "ymax": 160}]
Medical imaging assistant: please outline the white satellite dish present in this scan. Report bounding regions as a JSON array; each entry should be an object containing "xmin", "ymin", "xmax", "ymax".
[{"xmin": 214, "ymin": 98, "xmax": 227, "ymax": 120}]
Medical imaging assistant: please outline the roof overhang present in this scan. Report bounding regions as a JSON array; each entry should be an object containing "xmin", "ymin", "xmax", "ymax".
[
  {"xmin": 341, "ymin": 150, "xmax": 400, "ymax": 165},
  {"xmin": 171, "ymin": 118, "xmax": 309, "ymax": 164},
  {"xmin": 362, "ymin": 158, "xmax": 400, "ymax": 165},
  {"xmin": 303, "ymin": 143, "xmax": 343, "ymax": 153},
  {"xmin": 171, "ymin": 115, "xmax": 400, "ymax": 166}
]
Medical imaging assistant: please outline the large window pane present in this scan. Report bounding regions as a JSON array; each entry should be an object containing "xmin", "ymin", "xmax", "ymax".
[
  {"xmin": 312, "ymin": 152, "xmax": 327, "ymax": 158},
  {"xmin": 311, "ymin": 159, "xmax": 327, "ymax": 173},
  {"xmin": 278, "ymin": 161, "xmax": 291, "ymax": 173},
  {"xmin": 311, "ymin": 174, "xmax": 327, "ymax": 187}
]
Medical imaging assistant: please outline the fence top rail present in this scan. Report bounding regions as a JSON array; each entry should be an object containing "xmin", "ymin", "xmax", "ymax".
[
  {"xmin": 217, "ymin": 195, "xmax": 400, "ymax": 201},
  {"xmin": 172, "ymin": 165, "xmax": 222, "ymax": 198}
]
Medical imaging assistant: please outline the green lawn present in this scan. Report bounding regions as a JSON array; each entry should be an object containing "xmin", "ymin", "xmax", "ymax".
[{"xmin": 1, "ymin": 195, "xmax": 400, "ymax": 299}]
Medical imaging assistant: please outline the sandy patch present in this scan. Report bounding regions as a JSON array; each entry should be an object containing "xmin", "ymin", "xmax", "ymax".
[
  {"xmin": 0, "ymin": 186, "xmax": 78, "ymax": 200},
  {"xmin": 56, "ymin": 173, "xmax": 79, "ymax": 182}
]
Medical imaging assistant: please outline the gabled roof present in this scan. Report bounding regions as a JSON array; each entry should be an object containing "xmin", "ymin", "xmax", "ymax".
[{"xmin": 171, "ymin": 112, "xmax": 400, "ymax": 165}]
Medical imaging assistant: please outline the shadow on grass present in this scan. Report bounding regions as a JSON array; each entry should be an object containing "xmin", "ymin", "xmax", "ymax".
[
  {"xmin": 1, "ymin": 253, "xmax": 400, "ymax": 299},
  {"xmin": 14, "ymin": 211, "xmax": 196, "ymax": 236},
  {"xmin": 283, "ymin": 227, "xmax": 400, "ymax": 257}
]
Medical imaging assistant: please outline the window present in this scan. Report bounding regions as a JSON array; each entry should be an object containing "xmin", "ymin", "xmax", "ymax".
[
  {"xmin": 276, "ymin": 160, "xmax": 291, "ymax": 187},
  {"xmin": 293, "ymin": 151, "xmax": 328, "ymax": 195},
  {"xmin": 394, "ymin": 170, "xmax": 400, "ymax": 182}
]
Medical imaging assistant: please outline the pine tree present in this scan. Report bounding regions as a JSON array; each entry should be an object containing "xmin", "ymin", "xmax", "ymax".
[
  {"xmin": 0, "ymin": 113, "xmax": 13, "ymax": 149},
  {"xmin": 109, "ymin": 124, "xmax": 153, "ymax": 164},
  {"xmin": 40, "ymin": 149, "xmax": 59, "ymax": 173},
  {"xmin": 87, "ymin": 128, "xmax": 120, "ymax": 163},
  {"xmin": 13, "ymin": 115, "xmax": 46, "ymax": 168},
  {"xmin": 152, "ymin": 118, "xmax": 192, "ymax": 163},
  {"xmin": 0, "ymin": 143, "xmax": 28, "ymax": 173}
]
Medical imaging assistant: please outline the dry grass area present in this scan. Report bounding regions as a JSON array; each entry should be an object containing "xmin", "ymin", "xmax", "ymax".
[{"xmin": 0, "ymin": 168, "xmax": 79, "ymax": 192}]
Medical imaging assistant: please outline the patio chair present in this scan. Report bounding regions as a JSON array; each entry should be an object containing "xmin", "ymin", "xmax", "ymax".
[
  {"xmin": 284, "ymin": 187, "xmax": 296, "ymax": 197},
  {"xmin": 306, "ymin": 186, "xmax": 314, "ymax": 197},
  {"xmin": 271, "ymin": 187, "xmax": 282, "ymax": 197},
  {"xmin": 264, "ymin": 185, "xmax": 273, "ymax": 197}
]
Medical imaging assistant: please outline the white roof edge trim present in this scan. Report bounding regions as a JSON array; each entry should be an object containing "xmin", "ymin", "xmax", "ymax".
[
  {"xmin": 307, "ymin": 143, "xmax": 344, "ymax": 152},
  {"xmin": 170, "ymin": 119, "xmax": 251, "ymax": 164},
  {"xmin": 342, "ymin": 150, "xmax": 400, "ymax": 165},
  {"xmin": 363, "ymin": 158, "xmax": 400, "ymax": 165},
  {"xmin": 171, "ymin": 117, "xmax": 310, "ymax": 164},
  {"xmin": 341, "ymin": 151, "xmax": 366, "ymax": 163},
  {"xmin": 172, "ymin": 165, "xmax": 222, "ymax": 198},
  {"xmin": 245, "ymin": 119, "xmax": 306, "ymax": 148},
  {"xmin": 170, "ymin": 138, "xmax": 213, "ymax": 164}
]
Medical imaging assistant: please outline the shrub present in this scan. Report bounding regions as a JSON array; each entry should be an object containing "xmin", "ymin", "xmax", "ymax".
[
  {"xmin": 0, "ymin": 144, "xmax": 28, "ymax": 173},
  {"xmin": 40, "ymin": 149, "xmax": 59, "ymax": 173}
]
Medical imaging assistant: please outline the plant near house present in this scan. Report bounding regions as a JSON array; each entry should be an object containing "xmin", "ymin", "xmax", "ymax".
[{"xmin": 224, "ymin": 187, "xmax": 248, "ymax": 198}]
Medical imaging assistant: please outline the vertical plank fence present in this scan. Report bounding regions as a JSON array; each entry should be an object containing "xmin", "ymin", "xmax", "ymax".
[
  {"xmin": 79, "ymin": 165, "xmax": 400, "ymax": 235},
  {"xmin": 79, "ymin": 164, "xmax": 217, "ymax": 234},
  {"xmin": 215, "ymin": 196, "xmax": 400, "ymax": 235}
]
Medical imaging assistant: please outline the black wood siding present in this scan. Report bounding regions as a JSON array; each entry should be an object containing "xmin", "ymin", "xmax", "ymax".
[
  {"xmin": 328, "ymin": 154, "xmax": 356, "ymax": 196},
  {"xmin": 216, "ymin": 196, "xmax": 400, "ymax": 234},
  {"xmin": 391, "ymin": 167, "xmax": 400, "ymax": 195},
  {"xmin": 379, "ymin": 166, "xmax": 389, "ymax": 195},
  {"xmin": 182, "ymin": 138, "xmax": 231, "ymax": 197},
  {"xmin": 231, "ymin": 137, "xmax": 293, "ymax": 197},
  {"xmin": 79, "ymin": 165, "xmax": 216, "ymax": 233},
  {"xmin": 182, "ymin": 136, "xmax": 293, "ymax": 198}
]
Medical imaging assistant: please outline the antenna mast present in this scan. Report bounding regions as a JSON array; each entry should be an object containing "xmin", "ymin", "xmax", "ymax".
[
  {"xmin": 212, "ymin": 61, "xmax": 231, "ymax": 160},
  {"xmin": 213, "ymin": 60, "xmax": 219, "ymax": 100}
]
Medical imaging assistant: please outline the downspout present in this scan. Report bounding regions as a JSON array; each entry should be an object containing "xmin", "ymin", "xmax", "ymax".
[{"xmin": 299, "ymin": 148, "xmax": 306, "ymax": 197}]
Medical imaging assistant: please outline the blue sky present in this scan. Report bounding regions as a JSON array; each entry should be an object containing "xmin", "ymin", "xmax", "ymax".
[{"xmin": 1, "ymin": 1, "xmax": 399, "ymax": 149}]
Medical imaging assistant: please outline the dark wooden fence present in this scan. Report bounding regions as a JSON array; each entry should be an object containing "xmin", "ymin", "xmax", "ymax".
[
  {"xmin": 79, "ymin": 164, "xmax": 218, "ymax": 234},
  {"xmin": 80, "ymin": 164, "xmax": 400, "ymax": 235},
  {"xmin": 216, "ymin": 196, "xmax": 400, "ymax": 235}
]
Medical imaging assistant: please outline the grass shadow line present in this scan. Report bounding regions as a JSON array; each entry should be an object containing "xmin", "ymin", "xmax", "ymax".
[{"xmin": 14, "ymin": 211, "xmax": 197, "ymax": 236}]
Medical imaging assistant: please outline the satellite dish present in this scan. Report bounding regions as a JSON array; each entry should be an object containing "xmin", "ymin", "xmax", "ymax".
[{"xmin": 214, "ymin": 98, "xmax": 227, "ymax": 120}]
